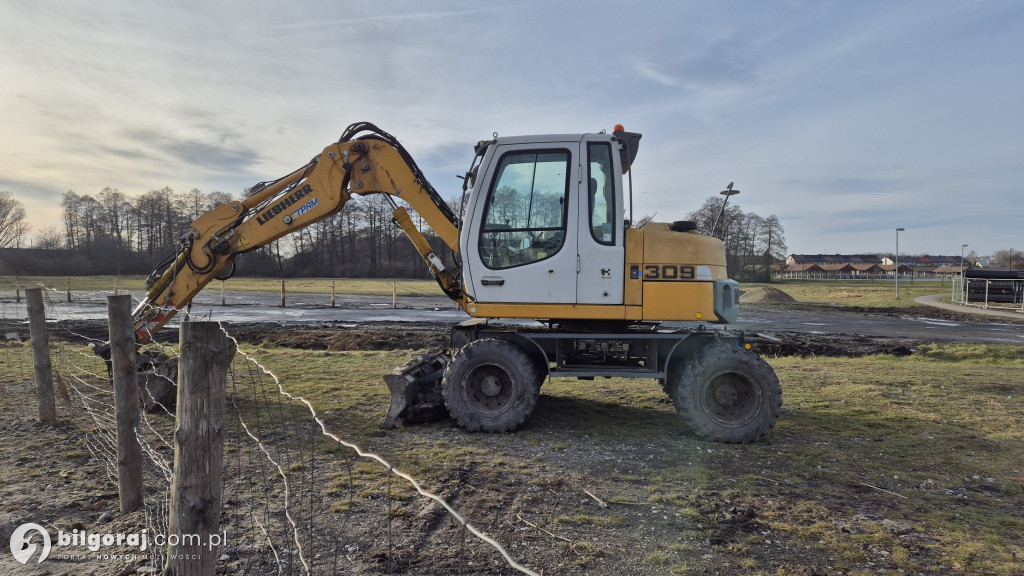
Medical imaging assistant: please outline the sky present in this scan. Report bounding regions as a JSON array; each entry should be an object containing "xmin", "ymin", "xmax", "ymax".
[{"xmin": 1, "ymin": 0, "xmax": 1022, "ymax": 257}]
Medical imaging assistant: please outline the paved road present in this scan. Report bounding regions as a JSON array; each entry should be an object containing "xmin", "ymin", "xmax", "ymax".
[
  {"xmin": 730, "ymin": 302, "xmax": 1024, "ymax": 345},
  {"xmin": 913, "ymin": 293, "xmax": 1023, "ymax": 318},
  {"xmin": 2, "ymin": 291, "xmax": 1022, "ymax": 345}
]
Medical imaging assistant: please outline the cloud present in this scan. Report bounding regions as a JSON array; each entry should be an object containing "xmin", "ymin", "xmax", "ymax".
[
  {"xmin": 0, "ymin": 179, "xmax": 65, "ymax": 204},
  {"xmin": 635, "ymin": 61, "xmax": 679, "ymax": 87},
  {"xmin": 263, "ymin": 7, "xmax": 504, "ymax": 38},
  {"xmin": 120, "ymin": 128, "xmax": 261, "ymax": 176}
]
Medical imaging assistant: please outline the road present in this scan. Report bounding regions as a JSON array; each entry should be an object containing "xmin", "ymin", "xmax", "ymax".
[{"xmin": 732, "ymin": 302, "xmax": 1024, "ymax": 345}]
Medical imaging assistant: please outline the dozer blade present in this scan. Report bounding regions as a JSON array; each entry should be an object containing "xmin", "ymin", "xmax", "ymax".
[{"xmin": 382, "ymin": 351, "xmax": 450, "ymax": 428}]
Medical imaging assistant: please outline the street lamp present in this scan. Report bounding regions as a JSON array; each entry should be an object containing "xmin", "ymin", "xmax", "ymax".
[
  {"xmin": 961, "ymin": 244, "xmax": 968, "ymax": 276},
  {"xmin": 895, "ymin": 228, "xmax": 905, "ymax": 300},
  {"xmin": 710, "ymin": 182, "xmax": 740, "ymax": 239}
]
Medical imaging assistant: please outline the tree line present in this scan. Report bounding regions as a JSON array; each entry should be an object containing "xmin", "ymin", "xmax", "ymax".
[
  {"xmin": 0, "ymin": 187, "xmax": 450, "ymax": 278},
  {"xmin": 3, "ymin": 186, "xmax": 787, "ymax": 279}
]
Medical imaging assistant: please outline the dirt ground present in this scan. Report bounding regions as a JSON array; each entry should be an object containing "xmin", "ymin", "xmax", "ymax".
[{"xmin": 1, "ymin": 303, "xmax": 1021, "ymax": 575}]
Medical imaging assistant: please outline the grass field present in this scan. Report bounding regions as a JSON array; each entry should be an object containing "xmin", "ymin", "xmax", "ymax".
[
  {"xmin": 748, "ymin": 279, "xmax": 957, "ymax": 308},
  {"xmin": 2, "ymin": 334, "xmax": 1022, "ymax": 574},
  {"xmin": 233, "ymin": 342, "xmax": 1024, "ymax": 573}
]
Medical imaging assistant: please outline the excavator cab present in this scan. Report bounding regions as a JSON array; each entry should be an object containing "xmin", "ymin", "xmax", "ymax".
[{"xmin": 460, "ymin": 133, "xmax": 628, "ymax": 308}]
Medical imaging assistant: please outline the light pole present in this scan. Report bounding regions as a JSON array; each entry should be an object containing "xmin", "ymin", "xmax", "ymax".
[
  {"xmin": 895, "ymin": 228, "xmax": 905, "ymax": 300},
  {"xmin": 961, "ymin": 244, "xmax": 968, "ymax": 276},
  {"xmin": 710, "ymin": 182, "xmax": 740, "ymax": 239}
]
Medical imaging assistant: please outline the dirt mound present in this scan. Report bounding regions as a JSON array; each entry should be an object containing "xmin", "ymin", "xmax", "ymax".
[{"xmin": 740, "ymin": 286, "xmax": 797, "ymax": 304}]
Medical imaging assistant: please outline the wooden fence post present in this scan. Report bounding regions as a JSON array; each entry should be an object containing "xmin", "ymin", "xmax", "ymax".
[
  {"xmin": 166, "ymin": 321, "xmax": 234, "ymax": 576},
  {"xmin": 280, "ymin": 279, "xmax": 286, "ymax": 307},
  {"xmin": 26, "ymin": 288, "xmax": 57, "ymax": 425},
  {"xmin": 392, "ymin": 281, "xmax": 397, "ymax": 309},
  {"xmin": 14, "ymin": 276, "xmax": 20, "ymax": 303},
  {"xmin": 107, "ymin": 294, "xmax": 144, "ymax": 513},
  {"xmin": 331, "ymin": 280, "xmax": 336, "ymax": 308},
  {"xmin": 221, "ymin": 280, "xmax": 226, "ymax": 306},
  {"xmin": 66, "ymin": 276, "xmax": 72, "ymax": 303}
]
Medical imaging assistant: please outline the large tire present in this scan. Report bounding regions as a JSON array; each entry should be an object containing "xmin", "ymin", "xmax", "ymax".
[
  {"xmin": 669, "ymin": 343, "xmax": 781, "ymax": 443},
  {"xmin": 442, "ymin": 339, "xmax": 539, "ymax": 432}
]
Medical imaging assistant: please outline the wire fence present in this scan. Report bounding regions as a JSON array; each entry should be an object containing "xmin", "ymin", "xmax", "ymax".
[{"xmin": 1, "ymin": 283, "xmax": 541, "ymax": 575}]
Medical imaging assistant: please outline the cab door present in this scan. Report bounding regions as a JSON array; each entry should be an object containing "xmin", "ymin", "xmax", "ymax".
[
  {"xmin": 463, "ymin": 140, "xmax": 580, "ymax": 304},
  {"xmin": 576, "ymin": 138, "xmax": 625, "ymax": 304}
]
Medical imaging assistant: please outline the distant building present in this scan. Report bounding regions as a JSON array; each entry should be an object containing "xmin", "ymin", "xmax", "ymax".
[
  {"xmin": 785, "ymin": 254, "xmax": 880, "ymax": 266},
  {"xmin": 880, "ymin": 255, "xmax": 959, "ymax": 269},
  {"xmin": 974, "ymin": 257, "xmax": 997, "ymax": 268},
  {"xmin": 781, "ymin": 254, "xmax": 965, "ymax": 279}
]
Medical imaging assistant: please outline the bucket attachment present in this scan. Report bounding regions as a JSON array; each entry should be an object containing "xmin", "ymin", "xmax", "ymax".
[{"xmin": 383, "ymin": 351, "xmax": 450, "ymax": 428}]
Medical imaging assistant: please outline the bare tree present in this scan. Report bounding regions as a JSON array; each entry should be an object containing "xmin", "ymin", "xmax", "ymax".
[
  {"xmin": 61, "ymin": 190, "xmax": 82, "ymax": 250},
  {"xmin": 0, "ymin": 191, "xmax": 29, "ymax": 249},
  {"xmin": 206, "ymin": 191, "xmax": 234, "ymax": 208},
  {"xmin": 993, "ymin": 248, "xmax": 1024, "ymax": 270},
  {"xmin": 184, "ymin": 188, "xmax": 206, "ymax": 220},
  {"xmin": 761, "ymin": 215, "xmax": 787, "ymax": 263},
  {"xmin": 687, "ymin": 196, "xmax": 787, "ymax": 280},
  {"xmin": 35, "ymin": 225, "xmax": 65, "ymax": 249},
  {"xmin": 99, "ymin": 187, "xmax": 131, "ymax": 252}
]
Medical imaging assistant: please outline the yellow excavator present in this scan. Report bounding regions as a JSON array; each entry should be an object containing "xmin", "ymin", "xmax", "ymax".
[{"xmin": 125, "ymin": 122, "xmax": 781, "ymax": 443}]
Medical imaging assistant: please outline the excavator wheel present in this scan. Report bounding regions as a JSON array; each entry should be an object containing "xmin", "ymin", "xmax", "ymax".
[
  {"xmin": 668, "ymin": 343, "xmax": 781, "ymax": 444},
  {"xmin": 442, "ymin": 338, "xmax": 539, "ymax": 433}
]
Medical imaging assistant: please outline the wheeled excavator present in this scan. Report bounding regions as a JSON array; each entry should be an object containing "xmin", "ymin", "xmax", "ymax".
[{"xmin": 123, "ymin": 122, "xmax": 781, "ymax": 443}]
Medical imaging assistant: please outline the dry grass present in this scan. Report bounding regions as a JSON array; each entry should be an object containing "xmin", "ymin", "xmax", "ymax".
[
  {"xmin": 248, "ymin": 341, "xmax": 1024, "ymax": 574},
  {"xmin": 2, "ymin": 335, "xmax": 1022, "ymax": 574},
  {"xmin": 745, "ymin": 279, "xmax": 954, "ymax": 308}
]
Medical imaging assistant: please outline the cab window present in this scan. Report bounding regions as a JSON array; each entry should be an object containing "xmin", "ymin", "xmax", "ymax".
[
  {"xmin": 479, "ymin": 150, "xmax": 570, "ymax": 269},
  {"xmin": 587, "ymin": 143, "xmax": 615, "ymax": 246}
]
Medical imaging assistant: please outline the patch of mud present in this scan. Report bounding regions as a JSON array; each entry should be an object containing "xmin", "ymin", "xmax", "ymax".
[
  {"xmin": 0, "ymin": 320, "xmax": 449, "ymax": 352},
  {"xmin": 740, "ymin": 286, "xmax": 796, "ymax": 304},
  {"xmin": 229, "ymin": 322, "xmax": 448, "ymax": 351},
  {"xmin": 761, "ymin": 331, "xmax": 913, "ymax": 357}
]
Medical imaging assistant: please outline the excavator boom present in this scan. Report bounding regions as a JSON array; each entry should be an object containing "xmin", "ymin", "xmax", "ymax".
[{"xmin": 132, "ymin": 123, "xmax": 463, "ymax": 343}]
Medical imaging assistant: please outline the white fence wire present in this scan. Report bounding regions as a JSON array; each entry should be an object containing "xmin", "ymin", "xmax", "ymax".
[{"xmin": 3, "ymin": 282, "xmax": 541, "ymax": 575}]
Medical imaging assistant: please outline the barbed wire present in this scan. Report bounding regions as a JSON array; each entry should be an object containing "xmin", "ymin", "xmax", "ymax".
[
  {"xmin": 31, "ymin": 287, "xmax": 177, "ymax": 570},
  {"xmin": 221, "ymin": 325, "xmax": 542, "ymax": 576},
  {"xmin": 2, "ymin": 281, "xmax": 544, "ymax": 576}
]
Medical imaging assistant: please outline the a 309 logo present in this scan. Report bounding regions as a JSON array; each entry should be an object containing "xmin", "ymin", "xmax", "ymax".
[{"xmin": 9, "ymin": 523, "xmax": 51, "ymax": 564}]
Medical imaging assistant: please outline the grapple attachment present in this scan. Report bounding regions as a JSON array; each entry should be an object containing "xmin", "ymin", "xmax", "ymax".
[{"xmin": 382, "ymin": 351, "xmax": 450, "ymax": 428}]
